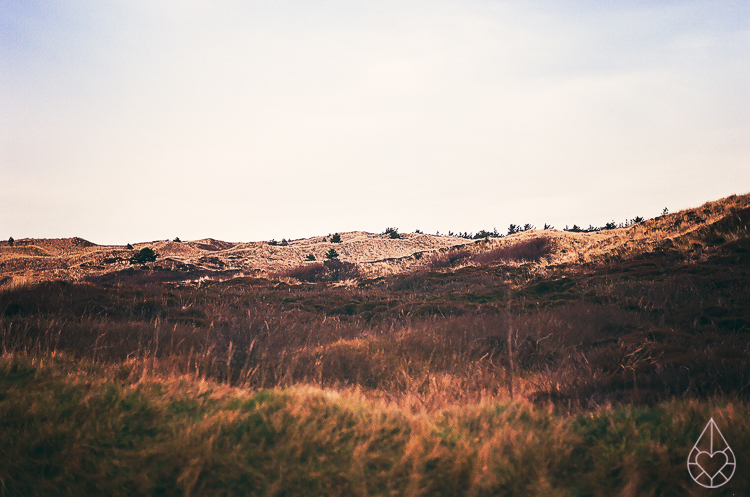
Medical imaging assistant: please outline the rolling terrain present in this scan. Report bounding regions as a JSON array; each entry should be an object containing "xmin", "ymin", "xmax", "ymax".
[{"xmin": 1, "ymin": 192, "xmax": 749, "ymax": 495}]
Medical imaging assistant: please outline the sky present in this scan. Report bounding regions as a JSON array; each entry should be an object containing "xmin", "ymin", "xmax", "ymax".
[{"xmin": 2, "ymin": 0, "xmax": 749, "ymax": 245}]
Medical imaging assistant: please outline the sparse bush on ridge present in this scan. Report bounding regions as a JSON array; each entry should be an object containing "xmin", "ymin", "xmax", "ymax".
[
  {"xmin": 330, "ymin": 233, "xmax": 342, "ymax": 243},
  {"xmin": 7, "ymin": 237, "xmax": 13, "ymax": 246},
  {"xmin": 384, "ymin": 227, "xmax": 401, "ymax": 239},
  {"xmin": 565, "ymin": 215, "xmax": 646, "ymax": 232},
  {"xmin": 507, "ymin": 224, "xmax": 534, "ymax": 235}
]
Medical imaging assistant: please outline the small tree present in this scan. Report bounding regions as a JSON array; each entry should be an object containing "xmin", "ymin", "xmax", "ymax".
[
  {"xmin": 130, "ymin": 247, "xmax": 158, "ymax": 264},
  {"xmin": 126, "ymin": 243, "xmax": 133, "ymax": 249},
  {"xmin": 325, "ymin": 248, "xmax": 339, "ymax": 260},
  {"xmin": 330, "ymin": 233, "xmax": 342, "ymax": 243},
  {"xmin": 305, "ymin": 254, "xmax": 317, "ymax": 261},
  {"xmin": 173, "ymin": 237, "xmax": 181, "ymax": 243},
  {"xmin": 7, "ymin": 237, "xmax": 14, "ymax": 246},
  {"xmin": 662, "ymin": 207, "xmax": 669, "ymax": 216}
]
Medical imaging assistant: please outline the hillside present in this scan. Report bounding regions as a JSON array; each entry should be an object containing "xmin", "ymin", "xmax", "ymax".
[
  {"xmin": 2, "ymin": 192, "xmax": 749, "ymax": 287},
  {"xmin": 2, "ymin": 192, "xmax": 750, "ymax": 495}
]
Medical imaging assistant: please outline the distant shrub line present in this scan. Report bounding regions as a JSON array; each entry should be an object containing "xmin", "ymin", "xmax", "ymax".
[{"xmin": 564, "ymin": 216, "xmax": 645, "ymax": 233}]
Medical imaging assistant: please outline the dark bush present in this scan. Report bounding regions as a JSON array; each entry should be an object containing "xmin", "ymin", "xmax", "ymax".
[
  {"xmin": 129, "ymin": 247, "xmax": 158, "ymax": 264},
  {"xmin": 126, "ymin": 243, "xmax": 133, "ymax": 249},
  {"xmin": 305, "ymin": 254, "xmax": 317, "ymax": 261},
  {"xmin": 385, "ymin": 227, "xmax": 400, "ymax": 239},
  {"xmin": 173, "ymin": 237, "xmax": 181, "ymax": 243},
  {"xmin": 508, "ymin": 224, "xmax": 534, "ymax": 235},
  {"xmin": 326, "ymin": 248, "xmax": 339, "ymax": 260},
  {"xmin": 7, "ymin": 237, "xmax": 14, "ymax": 246},
  {"xmin": 473, "ymin": 229, "xmax": 500, "ymax": 239},
  {"xmin": 330, "ymin": 233, "xmax": 342, "ymax": 243}
]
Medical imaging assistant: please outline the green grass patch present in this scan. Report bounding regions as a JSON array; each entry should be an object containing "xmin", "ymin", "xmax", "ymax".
[{"xmin": 0, "ymin": 354, "xmax": 748, "ymax": 496}]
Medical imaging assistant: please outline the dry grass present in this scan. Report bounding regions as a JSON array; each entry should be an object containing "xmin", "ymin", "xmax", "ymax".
[
  {"xmin": 2, "ymin": 192, "xmax": 750, "ymax": 494},
  {"xmin": 1, "ymin": 352, "xmax": 748, "ymax": 496},
  {"xmin": 3, "ymin": 192, "xmax": 749, "ymax": 284}
]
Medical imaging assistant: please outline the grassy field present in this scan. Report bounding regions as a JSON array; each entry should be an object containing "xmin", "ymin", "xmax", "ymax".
[
  {"xmin": 1, "ymin": 353, "xmax": 747, "ymax": 496},
  {"xmin": 1, "ymin": 196, "xmax": 749, "ymax": 495}
]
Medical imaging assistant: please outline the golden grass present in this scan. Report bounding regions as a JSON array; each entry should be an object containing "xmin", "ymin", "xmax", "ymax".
[{"xmin": 1, "ymin": 352, "xmax": 747, "ymax": 496}]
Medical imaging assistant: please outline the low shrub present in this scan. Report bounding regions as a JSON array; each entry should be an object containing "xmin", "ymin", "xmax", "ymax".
[
  {"xmin": 385, "ymin": 227, "xmax": 401, "ymax": 239},
  {"xmin": 284, "ymin": 263, "xmax": 329, "ymax": 282},
  {"xmin": 473, "ymin": 237, "xmax": 552, "ymax": 264},
  {"xmin": 283, "ymin": 260, "xmax": 360, "ymax": 282},
  {"xmin": 324, "ymin": 259, "xmax": 360, "ymax": 281},
  {"xmin": 428, "ymin": 248, "xmax": 471, "ymax": 269}
]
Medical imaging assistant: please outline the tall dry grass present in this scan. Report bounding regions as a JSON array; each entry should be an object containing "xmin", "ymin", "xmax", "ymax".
[{"xmin": 0, "ymin": 352, "xmax": 747, "ymax": 496}]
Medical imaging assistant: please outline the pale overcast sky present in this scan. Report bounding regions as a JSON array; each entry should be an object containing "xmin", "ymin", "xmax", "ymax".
[{"xmin": 2, "ymin": 1, "xmax": 749, "ymax": 244}]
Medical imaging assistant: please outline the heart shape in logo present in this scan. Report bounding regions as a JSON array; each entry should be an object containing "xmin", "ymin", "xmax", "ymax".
[{"xmin": 696, "ymin": 451, "xmax": 728, "ymax": 479}]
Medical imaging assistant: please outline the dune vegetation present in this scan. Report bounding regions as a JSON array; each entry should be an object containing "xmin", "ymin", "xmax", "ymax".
[{"xmin": 1, "ymin": 193, "xmax": 749, "ymax": 495}]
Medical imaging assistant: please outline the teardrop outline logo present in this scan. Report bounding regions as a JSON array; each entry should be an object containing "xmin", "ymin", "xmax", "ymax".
[{"xmin": 687, "ymin": 417, "xmax": 735, "ymax": 488}]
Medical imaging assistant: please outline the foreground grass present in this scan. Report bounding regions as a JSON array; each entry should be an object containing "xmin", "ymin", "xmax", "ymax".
[{"xmin": 1, "ymin": 354, "xmax": 747, "ymax": 496}]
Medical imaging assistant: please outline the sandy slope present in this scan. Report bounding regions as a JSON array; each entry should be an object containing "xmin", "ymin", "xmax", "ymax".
[{"xmin": 1, "ymin": 192, "xmax": 748, "ymax": 284}]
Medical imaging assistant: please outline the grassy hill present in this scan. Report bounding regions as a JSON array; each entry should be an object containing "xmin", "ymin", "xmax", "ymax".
[{"xmin": 1, "ymin": 192, "xmax": 749, "ymax": 495}]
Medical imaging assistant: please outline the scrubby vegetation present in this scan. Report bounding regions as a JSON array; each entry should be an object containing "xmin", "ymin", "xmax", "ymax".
[
  {"xmin": 1, "ymin": 354, "xmax": 747, "ymax": 496},
  {"xmin": 129, "ymin": 247, "xmax": 157, "ymax": 264},
  {"xmin": 1, "ymin": 198, "xmax": 749, "ymax": 494}
]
